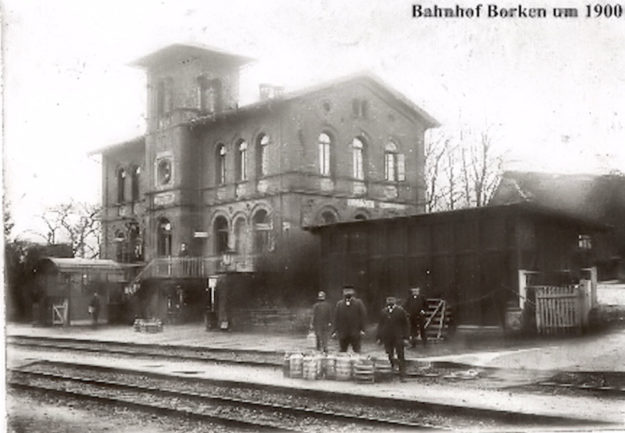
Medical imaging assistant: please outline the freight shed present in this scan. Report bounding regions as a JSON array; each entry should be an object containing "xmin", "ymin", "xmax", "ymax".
[
  {"xmin": 34, "ymin": 258, "xmax": 127, "ymax": 326},
  {"xmin": 309, "ymin": 203, "xmax": 607, "ymax": 330}
]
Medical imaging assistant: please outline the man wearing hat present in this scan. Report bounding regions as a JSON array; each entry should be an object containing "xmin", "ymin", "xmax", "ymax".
[
  {"xmin": 332, "ymin": 286, "xmax": 367, "ymax": 353},
  {"xmin": 377, "ymin": 296, "xmax": 410, "ymax": 381},
  {"xmin": 310, "ymin": 291, "xmax": 333, "ymax": 352},
  {"xmin": 404, "ymin": 287, "xmax": 428, "ymax": 347}
]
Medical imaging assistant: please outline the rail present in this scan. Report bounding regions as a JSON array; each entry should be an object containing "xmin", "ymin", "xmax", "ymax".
[{"xmin": 131, "ymin": 255, "xmax": 257, "ymax": 283}]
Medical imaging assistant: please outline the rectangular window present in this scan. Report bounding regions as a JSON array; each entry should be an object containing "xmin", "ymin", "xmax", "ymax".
[
  {"xmin": 397, "ymin": 154, "xmax": 406, "ymax": 181},
  {"xmin": 578, "ymin": 234, "xmax": 592, "ymax": 249},
  {"xmin": 353, "ymin": 148, "xmax": 364, "ymax": 180}
]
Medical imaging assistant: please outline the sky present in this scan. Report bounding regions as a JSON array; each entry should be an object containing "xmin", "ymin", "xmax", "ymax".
[{"xmin": 3, "ymin": 0, "xmax": 625, "ymax": 240}]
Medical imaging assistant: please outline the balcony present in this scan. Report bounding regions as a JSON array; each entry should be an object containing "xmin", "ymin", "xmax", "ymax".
[{"xmin": 134, "ymin": 255, "xmax": 257, "ymax": 281}]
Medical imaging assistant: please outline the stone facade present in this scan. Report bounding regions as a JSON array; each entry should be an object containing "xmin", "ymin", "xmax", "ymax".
[{"xmin": 97, "ymin": 44, "xmax": 438, "ymax": 294}]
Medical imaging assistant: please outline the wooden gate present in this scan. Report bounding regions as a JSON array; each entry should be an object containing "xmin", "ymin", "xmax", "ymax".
[
  {"xmin": 534, "ymin": 286, "xmax": 584, "ymax": 335},
  {"xmin": 52, "ymin": 298, "xmax": 69, "ymax": 326},
  {"xmin": 424, "ymin": 299, "xmax": 452, "ymax": 340}
]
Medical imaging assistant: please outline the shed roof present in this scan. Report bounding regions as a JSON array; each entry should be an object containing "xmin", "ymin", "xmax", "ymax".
[{"xmin": 307, "ymin": 202, "xmax": 611, "ymax": 232}]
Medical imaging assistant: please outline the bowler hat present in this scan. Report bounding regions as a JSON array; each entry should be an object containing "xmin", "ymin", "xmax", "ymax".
[{"xmin": 342, "ymin": 286, "xmax": 355, "ymax": 295}]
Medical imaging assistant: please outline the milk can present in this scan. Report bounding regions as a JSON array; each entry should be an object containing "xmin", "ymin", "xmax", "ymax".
[
  {"xmin": 282, "ymin": 353, "xmax": 291, "ymax": 378},
  {"xmin": 335, "ymin": 354, "xmax": 352, "ymax": 381},
  {"xmin": 302, "ymin": 353, "xmax": 319, "ymax": 380},
  {"xmin": 289, "ymin": 353, "xmax": 303, "ymax": 378},
  {"xmin": 306, "ymin": 330, "xmax": 317, "ymax": 349},
  {"xmin": 324, "ymin": 353, "xmax": 337, "ymax": 380}
]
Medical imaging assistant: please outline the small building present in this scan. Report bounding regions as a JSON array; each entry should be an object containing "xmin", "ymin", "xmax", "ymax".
[
  {"xmin": 34, "ymin": 258, "xmax": 127, "ymax": 326},
  {"xmin": 491, "ymin": 171, "xmax": 625, "ymax": 280},
  {"xmin": 309, "ymin": 203, "xmax": 608, "ymax": 332}
]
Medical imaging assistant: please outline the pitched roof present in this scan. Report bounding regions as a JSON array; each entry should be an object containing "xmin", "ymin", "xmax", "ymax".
[
  {"xmin": 490, "ymin": 171, "xmax": 625, "ymax": 222},
  {"xmin": 189, "ymin": 72, "xmax": 440, "ymax": 128}
]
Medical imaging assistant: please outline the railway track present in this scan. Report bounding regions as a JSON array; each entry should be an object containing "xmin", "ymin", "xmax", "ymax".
[
  {"xmin": 9, "ymin": 360, "xmax": 443, "ymax": 432},
  {"xmin": 7, "ymin": 334, "xmax": 281, "ymax": 367}
]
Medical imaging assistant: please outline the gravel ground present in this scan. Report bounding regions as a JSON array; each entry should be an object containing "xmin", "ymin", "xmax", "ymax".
[
  {"xmin": 13, "ymin": 361, "xmax": 573, "ymax": 431},
  {"xmin": 7, "ymin": 388, "xmax": 244, "ymax": 433}
]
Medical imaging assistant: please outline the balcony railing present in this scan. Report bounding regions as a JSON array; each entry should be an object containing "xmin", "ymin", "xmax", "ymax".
[{"xmin": 133, "ymin": 255, "xmax": 257, "ymax": 282}]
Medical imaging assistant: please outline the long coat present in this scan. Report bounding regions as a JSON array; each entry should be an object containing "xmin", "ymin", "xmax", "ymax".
[
  {"xmin": 376, "ymin": 305, "xmax": 409, "ymax": 342},
  {"xmin": 311, "ymin": 300, "xmax": 333, "ymax": 333},
  {"xmin": 404, "ymin": 294, "xmax": 427, "ymax": 320},
  {"xmin": 333, "ymin": 298, "xmax": 367, "ymax": 339}
]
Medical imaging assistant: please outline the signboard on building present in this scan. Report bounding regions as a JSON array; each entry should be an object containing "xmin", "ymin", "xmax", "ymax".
[
  {"xmin": 154, "ymin": 192, "xmax": 175, "ymax": 207},
  {"xmin": 347, "ymin": 198, "xmax": 375, "ymax": 209}
]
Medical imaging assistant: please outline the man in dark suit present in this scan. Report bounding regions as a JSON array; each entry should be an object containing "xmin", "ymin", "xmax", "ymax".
[
  {"xmin": 310, "ymin": 291, "xmax": 332, "ymax": 352},
  {"xmin": 404, "ymin": 287, "xmax": 428, "ymax": 347},
  {"xmin": 332, "ymin": 286, "xmax": 367, "ymax": 353},
  {"xmin": 377, "ymin": 296, "xmax": 410, "ymax": 381}
]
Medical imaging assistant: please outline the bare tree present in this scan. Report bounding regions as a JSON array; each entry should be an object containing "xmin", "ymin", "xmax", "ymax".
[
  {"xmin": 423, "ymin": 132, "xmax": 447, "ymax": 212},
  {"xmin": 39, "ymin": 201, "xmax": 101, "ymax": 258},
  {"xmin": 424, "ymin": 127, "xmax": 503, "ymax": 212},
  {"xmin": 459, "ymin": 131, "xmax": 503, "ymax": 207}
]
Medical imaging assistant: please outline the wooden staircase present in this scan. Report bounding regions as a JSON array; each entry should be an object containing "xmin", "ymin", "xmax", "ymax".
[{"xmin": 424, "ymin": 298, "xmax": 452, "ymax": 341}]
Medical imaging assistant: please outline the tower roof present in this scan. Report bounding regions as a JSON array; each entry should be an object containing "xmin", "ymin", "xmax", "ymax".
[{"xmin": 130, "ymin": 43, "xmax": 254, "ymax": 69}]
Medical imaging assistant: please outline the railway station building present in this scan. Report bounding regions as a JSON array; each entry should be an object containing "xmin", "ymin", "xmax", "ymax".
[{"xmin": 93, "ymin": 43, "xmax": 439, "ymax": 324}]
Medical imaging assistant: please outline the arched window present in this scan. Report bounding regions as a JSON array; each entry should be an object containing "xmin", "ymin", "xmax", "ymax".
[
  {"xmin": 384, "ymin": 141, "xmax": 398, "ymax": 181},
  {"xmin": 318, "ymin": 133, "xmax": 332, "ymax": 176},
  {"xmin": 252, "ymin": 209, "xmax": 271, "ymax": 253},
  {"xmin": 216, "ymin": 144, "xmax": 226, "ymax": 185},
  {"xmin": 157, "ymin": 218, "xmax": 172, "ymax": 257},
  {"xmin": 233, "ymin": 217, "xmax": 247, "ymax": 255},
  {"xmin": 256, "ymin": 134, "xmax": 269, "ymax": 177},
  {"xmin": 236, "ymin": 140, "xmax": 248, "ymax": 181},
  {"xmin": 352, "ymin": 137, "xmax": 365, "ymax": 180},
  {"xmin": 117, "ymin": 168, "xmax": 126, "ymax": 203},
  {"xmin": 131, "ymin": 165, "xmax": 141, "ymax": 201},
  {"xmin": 213, "ymin": 216, "xmax": 229, "ymax": 254},
  {"xmin": 321, "ymin": 210, "xmax": 337, "ymax": 225}
]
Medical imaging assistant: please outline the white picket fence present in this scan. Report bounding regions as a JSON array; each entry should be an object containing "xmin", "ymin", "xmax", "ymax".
[{"xmin": 534, "ymin": 284, "xmax": 592, "ymax": 335}]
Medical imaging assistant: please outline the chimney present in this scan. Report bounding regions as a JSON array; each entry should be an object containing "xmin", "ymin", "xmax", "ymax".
[{"xmin": 259, "ymin": 84, "xmax": 284, "ymax": 101}]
